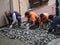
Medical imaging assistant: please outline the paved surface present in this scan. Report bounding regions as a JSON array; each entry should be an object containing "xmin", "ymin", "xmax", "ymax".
[
  {"xmin": 0, "ymin": 35, "xmax": 30, "ymax": 45},
  {"xmin": 47, "ymin": 38, "xmax": 60, "ymax": 45},
  {"xmin": 33, "ymin": 4, "xmax": 55, "ymax": 15},
  {"xmin": 0, "ymin": 36, "xmax": 24, "ymax": 45},
  {"xmin": 0, "ymin": 28, "xmax": 60, "ymax": 45},
  {"xmin": 32, "ymin": 0, "xmax": 55, "ymax": 14},
  {"xmin": 0, "ymin": 28, "xmax": 58, "ymax": 45}
]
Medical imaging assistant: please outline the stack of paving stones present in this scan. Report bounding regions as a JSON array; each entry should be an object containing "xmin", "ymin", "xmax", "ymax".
[{"xmin": 0, "ymin": 28, "xmax": 57, "ymax": 45}]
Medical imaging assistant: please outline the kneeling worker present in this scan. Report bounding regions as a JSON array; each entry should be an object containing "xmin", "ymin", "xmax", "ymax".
[
  {"xmin": 25, "ymin": 11, "xmax": 40, "ymax": 29},
  {"xmin": 39, "ymin": 13, "xmax": 51, "ymax": 30},
  {"xmin": 5, "ymin": 10, "xmax": 21, "ymax": 28},
  {"xmin": 48, "ymin": 15, "xmax": 60, "ymax": 34}
]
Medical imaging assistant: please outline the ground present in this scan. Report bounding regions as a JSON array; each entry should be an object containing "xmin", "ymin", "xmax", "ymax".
[
  {"xmin": 0, "ymin": 28, "xmax": 60, "ymax": 45},
  {"xmin": 0, "ymin": 36, "xmax": 24, "ymax": 45},
  {"xmin": 47, "ymin": 38, "xmax": 60, "ymax": 45}
]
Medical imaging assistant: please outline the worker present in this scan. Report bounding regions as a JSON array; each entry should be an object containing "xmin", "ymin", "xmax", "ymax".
[
  {"xmin": 48, "ymin": 15, "xmax": 60, "ymax": 34},
  {"xmin": 25, "ymin": 11, "xmax": 40, "ymax": 29},
  {"xmin": 5, "ymin": 10, "xmax": 21, "ymax": 28},
  {"xmin": 39, "ymin": 13, "xmax": 51, "ymax": 30}
]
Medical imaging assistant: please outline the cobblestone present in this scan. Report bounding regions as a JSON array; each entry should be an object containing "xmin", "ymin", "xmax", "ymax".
[{"xmin": 0, "ymin": 28, "xmax": 57, "ymax": 45}]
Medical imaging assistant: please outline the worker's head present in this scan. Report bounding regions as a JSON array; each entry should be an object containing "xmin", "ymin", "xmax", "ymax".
[
  {"xmin": 5, "ymin": 10, "xmax": 10, "ymax": 16},
  {"xmin": 40, "ymin": 13, "xmax": 45, "ymax": 19},
  {"xmin": 25, "ymin": 11, "xmax": 30, "ymax": 18},
  {"xmin": 48, "ymin": 15, "xmax": 54, "ymax": 20}
]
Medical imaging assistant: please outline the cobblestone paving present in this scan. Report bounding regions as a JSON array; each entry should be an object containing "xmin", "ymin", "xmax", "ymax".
[{"xmin": 0, "ymin": 28, "xmax": 58, "ymax": 45}]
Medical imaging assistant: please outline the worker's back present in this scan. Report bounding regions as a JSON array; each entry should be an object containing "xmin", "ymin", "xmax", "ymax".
[
  {"xmin": 40, "ymin": 13, "xmax": 50, "ymax": 23},
  {"xmin": 29, "ymin": 12, "xmax": 39, "ymax": 22}
]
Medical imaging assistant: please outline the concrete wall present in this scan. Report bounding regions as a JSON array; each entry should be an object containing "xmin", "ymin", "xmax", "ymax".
[
  {"xmin": 12, "ymin": 0, "xmax": 29, "ymax": 15},
  {"xmin": 12, "ymin": 0, "xmax": 19, "ymax": 13},
  {"xmin": 20, "ymin": 0, "xmax": 29, "ymax": 15},
  {"xmin": 0, "ymin": 0, "xmax": 10, "ymax": 26}
]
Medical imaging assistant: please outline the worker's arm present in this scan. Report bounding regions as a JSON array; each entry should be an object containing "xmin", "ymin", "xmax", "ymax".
[
  {"xmin": 48, "ymin": 20, "xmax": 56, "ymax": 32},
  {"xmin": 12, "ymin": 13, "xmax": 16, "ymax": 24},
  {"xmin": 29, "ymin": 21, "xmax": 35, "ymax": 28},
  {"xmin": 23, "ymin": 18, "xmax": 29, "ymax": 26},
  {"xmin": 9, "ymin": 13, "xmax": 16, "ymax": 28},
  {"xmin": 39, "ymin": 22, "xmax": 43, "ymax": 29},
  {"xmin": 39, "ymin": 18, "xmax": 43, "ymax": 29}
]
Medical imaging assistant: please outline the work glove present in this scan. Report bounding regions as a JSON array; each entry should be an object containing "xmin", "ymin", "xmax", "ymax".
[{"xmin": 9, "ymin": 24, "xmax": 13, "ymax": 28}]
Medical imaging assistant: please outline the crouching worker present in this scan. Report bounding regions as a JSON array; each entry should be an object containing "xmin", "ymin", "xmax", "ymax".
[
  {"xmin": 39, "ymin": 13, "xmax": 51, "ymax": 30},
  {"xmin": 25, "ymin": 11, "xmax": 40, "ymax": 29},
  {"xmin": 5, "ymin": 10, "xmax": 21, "ymax": 28},
  {"xmin": 48, "ymin": 15, "xmax": 60, "ymax": 34}
]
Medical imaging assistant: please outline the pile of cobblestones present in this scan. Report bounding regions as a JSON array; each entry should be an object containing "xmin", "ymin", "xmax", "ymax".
[{"xmin": 0, "ymin": 28, "xmax": 56, "ymax": 45}]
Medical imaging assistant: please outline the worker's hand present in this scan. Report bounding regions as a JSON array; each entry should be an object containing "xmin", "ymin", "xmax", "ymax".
[
  {"xmin": 22, "ymin": 21, "xmax": 28, "ymax": 26},
  {"xmin": 9, "ymin": 25, "xmax": 13, "ymax": 28},
  {"xmin": 39, "ymin": 26, "xmax": 42, "ymax": 30},
  {"xmin": 23, "ymin": 23, "xmax": 27, "ymax": 26},
  {"xmin": 26, "ymin": 23, "xmax": 30, "ymax": 30}
]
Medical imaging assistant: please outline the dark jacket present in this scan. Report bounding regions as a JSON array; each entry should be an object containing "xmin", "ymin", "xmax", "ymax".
[
  {"xmin": 48, "ymin": 16, "xmax": 60, "ymax": 32},
  {"xmin": 9, "ymin": 11, "xmax": 21, "ymax": 19}
]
